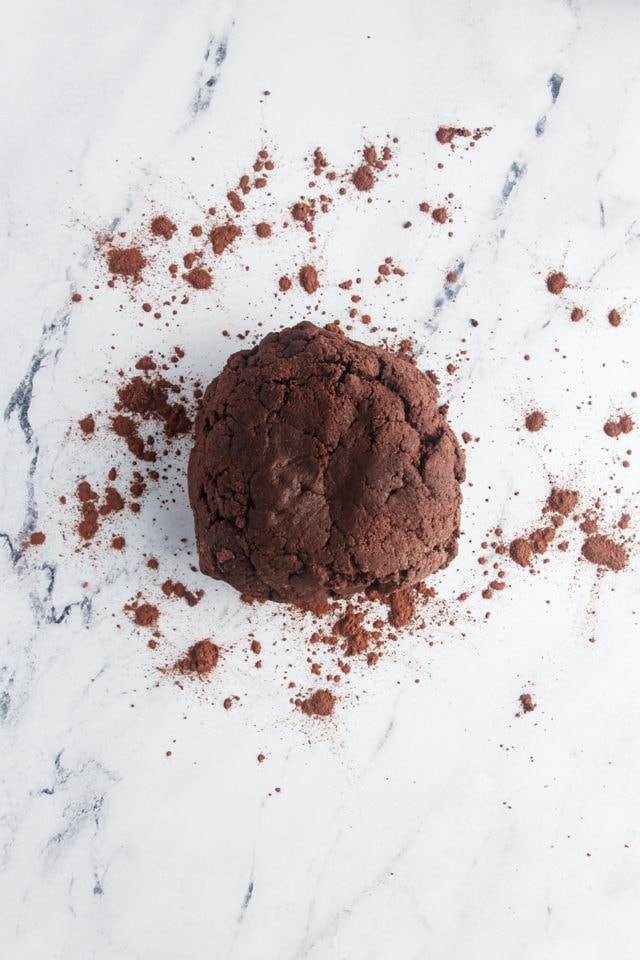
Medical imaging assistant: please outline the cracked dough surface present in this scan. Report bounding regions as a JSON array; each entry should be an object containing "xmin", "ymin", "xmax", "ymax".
[{"xmin": 188, "ymin": 321, "xmax": 465, "ymax": 603}]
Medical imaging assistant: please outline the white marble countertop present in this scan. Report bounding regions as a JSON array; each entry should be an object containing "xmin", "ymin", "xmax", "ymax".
[{"xmin": 2, "ymin": 1, "xmax": 639, "ymax": 957}]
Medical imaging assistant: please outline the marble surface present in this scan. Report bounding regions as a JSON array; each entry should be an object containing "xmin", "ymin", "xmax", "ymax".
[{"xmin": 2, "ymin": 1, "xmax": 640, "ymax": 957}]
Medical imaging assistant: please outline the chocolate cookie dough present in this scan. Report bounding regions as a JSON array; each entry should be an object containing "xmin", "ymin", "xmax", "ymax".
[{"xmin": 188, "ymin": 322, "xmax": 465, "ymax": 603}]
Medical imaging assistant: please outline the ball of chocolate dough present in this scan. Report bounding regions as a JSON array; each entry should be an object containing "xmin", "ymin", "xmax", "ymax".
[{"xmin": 188, "ymin": 321, "xmax": 465, "ymax": 604}]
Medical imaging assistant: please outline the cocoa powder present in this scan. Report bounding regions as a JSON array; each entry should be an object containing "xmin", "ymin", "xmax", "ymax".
[
  {"xmin": 299, "ymin": 265, "xmax": 319, "ymax": 294},
  {"xmin": 132, "ymin": 603, "xmax": 159, "ymax": 627},
  {"xmin": 183, "ymin": 267, "xmax": 212, "ymax": 290},
  {"xmin": 546, "ymin": 272, "xmax": 567, "ymax": 295},
  {"xmin": 509, "ymin": 537, "xmax": 531, "ymax": 567},
  {"xmin": 387, "ymin": 587, "xmax": 416, "ymax": 629},
  {"xmin": 519, "ymin": 693, "xmax": 536, "ymax": 713},
  {"xmin": 227, "ymin": 191, "xmax": 245, "ymax": 213},
  {"xmin": 78, "ymin": 414, "xmax": 95, "ymax": 435},
  {"xmin": 210, "ymin": 223, "xmax": 242, "ymax": 255},
  {"xmin": 151, "ymin": 216, "xmax": 177, "ymax": 240},
  {"xmin": 352, "ymin": 165, "xmax": 375, "ymax": 191},
  {"xmin": 175, "ymin": 639, "xmax": 219, "ymax": 675},
  {"xmin": 299, "ymin": 689, "xmax": 336, "ymax": 717},
  {"xmin": 581, "ymin": 535, "xmax": 627, "ymax": 571},
  {"xmin": 525, "ymin": 411, "xmax": 545, "ymax": 432},
  {"xmin": 604, "ymin": 415, "xmax": 633, "ymax": 437},
  {"xmin": 546, "ymin": 488, "xmax": 579, "ymax": 516},
  {"xmin": 107, "ymin": 247, "xmax": 146, "ymax": 281}
]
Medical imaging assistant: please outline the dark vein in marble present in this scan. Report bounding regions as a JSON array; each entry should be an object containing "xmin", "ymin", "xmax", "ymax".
[
  {"xmin": 240, "ymin": 879, "xmax": 254, "ymax": 913},
  {"xmin": 35, "ymin": 561, "xmax": 93, "ymax": 627},
  {"xmin": 4, "ymin": 307, "xmax": 70, "ymax": 546},
  {"xmin": 0, "ymin": 667, "xmax": 13, "ymax": 723},
  {"xmin": 502, "ymin": 160, "xmax": 528, "ymax": 203},
  {"xmin": 191, "ymin": 33, "xmax": 231, "ymax": 115},
  {"xmin": 549, "ymin": 72, "xmax": 564, "ymax": 104},
  {"xmin": 535, "ymin": 72, "xmax": 564, "ymax": 137},
  {"xmin": 427, "ymin": 72, "xmax": 564, "ymax": 330}
]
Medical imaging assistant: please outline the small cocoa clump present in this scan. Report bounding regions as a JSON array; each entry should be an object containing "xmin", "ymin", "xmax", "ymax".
[
  {"xmin": 300, "ymin": 689, "xmax": 336, "ymax": 717},
  {"xmin": 546, "ymin": 488, "xmax": 579, "ymax": 517},
  {"xmin": 183, "ymin": 268, "xmax": 212, "ymax": 290},
  {"xmin": 546, "ymin": 271, "xmax": 567, "ymax": 295},
  {"xmin": 176, "ymin": 639, "xmax": 220, "ymax": 675},
  {"xmin": 107, "ymin": 247, "xmax": 146, "ymax": 280},
  {"xmin": 352, "ymin": 165, "xmax": 375, "ymax": 191},
  {"xmin": 581, "ymin": 535, "xmax": 627, "ymax": 571},
  {"xmin": 151, "ymin": 216, "xmax": 177, "ymax": 240},
  {"xmin": 210, "ymin": 223, "xmax": 242, "ymax": 255},
  {"xmin": 509, "ymin": 537, "xmax": 531, "ymax": 567},
  {"xmin": 525, "ymin": 411, "xmax": 545, "ymax": 432},
  {"xmin": 299, "ymin": 265, "xmax": 319, "ymax": 294}
]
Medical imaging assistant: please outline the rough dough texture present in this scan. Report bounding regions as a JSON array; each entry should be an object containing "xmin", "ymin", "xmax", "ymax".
[{"xmin": 188, "ymin": 322, "xmax": 465, "ymax": 603}]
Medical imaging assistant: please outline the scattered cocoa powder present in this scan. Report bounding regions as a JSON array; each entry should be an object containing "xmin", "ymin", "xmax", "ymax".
[
  {"xmin": 116, "ymin": 373, "xmax": 192, "ymax": 439},
  {"xmin": 608, "ymin": 308, "xmax": 622, "ymax": 327},
  {"xmin": 333, "ymin": 605, "xmax": 374, "ymax": 657},
  {"xmin": 546, "ymin": 272, "xmax": 567, "ymax": 295},
  {"xmin": 183, "ymin": 267, "xmax": 212, "ymax": 290},
  {"xmin": 299, "ymin": 265, "xmax": 319, "ymax": 294},
  {"xmin": 581, "ymin": 535, "xmax": 627, "ymax": 571},
  {"xmin": 29, "ymin": 531, "xmax": 46, "ymax": 546},
  {"xmin": 69, "ymin": 131, "xmax": 635, "ymax": 731},
  {"xmin": 546, "ymin": 488, "xmax": 579, "ymax": 517},
  {"xmin": 76, "ymin": 480, "xmax": 100, "ymax": 540},
  {"xmin": 604, "ymin": 415, "xmax": 633, "ymax": 437},
  {"xmin": 313, "ymin": 148, "xmax": 328, "ymax": 176},
  {"xmin": 299, "ymin": 689, "xmax": 336, "ymax": 717},
  {"xmin": 210, "ymin": 223, "xmax": 242, "ymax": 255},
  {"xmin": 107, "ymin": 247, "xmax": 146, "ymax": 281},
  {"xmin": 525, "ymin": 411, "xmax": 545, "ymax": 432},
  {"xmin": 509, "ymin": 538, "xmax": 531, "ymax": 567},
  {"xmin": 151, "ymin": 216, "xmax": 177, "ymax": 240},
  {"xmin": 132, "ymin": 603, "xmax": 159, "ymax": 627},
  {"xmin": 519, "ymin": 693, "xmax": 536, "ymax": 713},
  {"xmin": 135, "ymin": 356, "xmax": 157, "ymax": 371},
  {"xmin": 352, "ymin": 165, "xmax": 375, "ymax": 191},
  {"xmin": 435, "ymin": 125, "xmax": 492, "ymax": 149},
  {"xmin": 387, "ymin": 587, "xmax": 416, "ymax": 629},
  {"xmin": 111, "ymin": 415, "xmax": 155, "ymax": 461},
  {"xmin": 175, "ymin": 639, "xmax": 219, "ymax": 675},
  {"xmin": 255, "ymin": 222, "xmax": 272, "ymax": 238},
  {"xmin": 78, "ymin": 414, "xmax": 95, "ymax": 436},
  {"xmin": 227, "ymin": 191, "xmax": 245, "ymax": 213}
]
